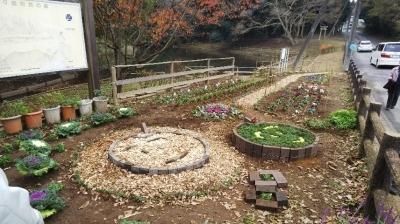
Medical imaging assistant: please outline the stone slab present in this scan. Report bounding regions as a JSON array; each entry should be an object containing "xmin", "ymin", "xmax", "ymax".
[
  {"xmin": 255, "ymin": 180, "xmax": 277, "ymax": 192},
  {"xmin": 276, "ymin": 191, "xmax": 289, "ymax": 207},
  {"xmin": 245, "ymin": 188, "xmax": 257, "ymax": 203},
  {"xmin": 255, "ymin": 199, "xmax": 279, "ymax": 210}
]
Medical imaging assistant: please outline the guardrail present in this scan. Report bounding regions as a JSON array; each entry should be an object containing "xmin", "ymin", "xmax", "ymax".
[{"xmin": 348, "ymin": 59, "xmax": 400, "ymax": 220}]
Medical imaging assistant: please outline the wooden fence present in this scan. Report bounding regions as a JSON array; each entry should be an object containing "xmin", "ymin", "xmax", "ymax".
[
  {"xmin": 111, "ymin": 57, "xmax": 236, "ymax": 104},
  {"xmin": 348, "ymin": 59, "xmax": 400, "ymax": 221}
]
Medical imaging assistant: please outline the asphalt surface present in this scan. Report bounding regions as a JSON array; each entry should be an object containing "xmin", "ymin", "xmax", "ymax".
[{"xmin": 352, "ymin": 32, "xmax": 400, "ymax": 132}]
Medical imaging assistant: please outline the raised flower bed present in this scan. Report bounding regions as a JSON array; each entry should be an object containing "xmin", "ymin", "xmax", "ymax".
[{"xmin": 233, "ymin": 123, "xmax": 319, "ymax": 161}]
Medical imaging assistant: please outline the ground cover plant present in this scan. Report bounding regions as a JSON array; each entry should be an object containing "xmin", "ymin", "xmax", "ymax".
[
  {"xmin": 30, "ymin": 182, "xmax": 66, "ymax": 219},
  {"xmin": 118, "ymin": 107, "xmax": 136, "ymax": 118},
  {"xmin": 259, "ymin": 192, "xmax": 273, "ymax": 201},
  {"xmin": 260, "ymin": 173, "xmax": 275, "ymax": 181},
  {"xmin": 17, "ymin": 130, "xmax": 44, "ymax": 140},
  {"xmin": 255, "ymin": 74, "xmax": 327, "ymax": 115},
  {"xmin": 192, "ymin": 103, "xmax": 241, "ymax": 120},
  {"xmin": 157, "ymin": 79, "xmax": 265, "ymax": 105},
  {"xmin": 89, "ymin": 112, "xmax": 116, "ymax": 126},
  {"xmin": 15, "ymin": 154, "xmax": 58, "ymax": 176},
  {"xmin": 56, "ymin": 122, "xmax": 81, "ymax": 137},
  {"xmin": 304, "ymin": 118, "xmax": 332, "ymax": 130},
  {"xmin": 237, "ymin": 123, "xmax": 315, "ymax": 148},
  {"xmin": 0, "ymin": 100, "xmax": 29, "ymax": 117},
  {"xmin": 19, "ymin": 139, "xmax": 52, "ymax": 155},
  {"xmin": 0, "ymin": 154, "xmax": 12, "ymax": 168},
  {"xmin": 328, "ymin": 109, "xmax": 357, "ymax": 130}
]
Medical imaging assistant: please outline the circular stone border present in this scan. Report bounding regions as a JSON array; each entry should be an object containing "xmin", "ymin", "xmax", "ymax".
[
  {"xmin": 108, "ymin": 130, "xmax": 210, "ymax": 175},
  {"xmin": 232, "ymin": 123, "xmax": 319, "ymax": 161}
]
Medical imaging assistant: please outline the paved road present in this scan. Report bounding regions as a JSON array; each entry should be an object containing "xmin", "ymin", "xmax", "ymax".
[{"xmin": 351, "ymin": 32, "xmax": 400, "ymax": 132}]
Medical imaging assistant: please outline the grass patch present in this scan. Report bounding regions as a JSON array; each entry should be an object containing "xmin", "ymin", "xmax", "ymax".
[
  {"xmin": 237, "ymin": 123, "xmax": 315, "ymax": 148},
  {"xmin": 328, "ymin": 109, "xmax": 357, "ymax": 130},
  {"xmin": 304, "ymin": 118, "xmax": 332, "ymax": 130}
]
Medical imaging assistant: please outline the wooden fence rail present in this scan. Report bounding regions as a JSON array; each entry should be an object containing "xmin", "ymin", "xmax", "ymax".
[{"xmin": 348, "ymin": 59, "xmax": 400, "ymax": 221}]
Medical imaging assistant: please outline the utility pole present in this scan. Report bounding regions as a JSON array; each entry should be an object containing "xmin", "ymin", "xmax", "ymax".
[
  {"xmin": 344, "ymin": 0, "xmax": 361, "ymax": 70},
  {"xmin": 293, "ymin": 2, "xmax": 328, "ymax": 70},
  {"xmin": 81, "ymin": 0, "xmax": 100, "ymax": 97}
]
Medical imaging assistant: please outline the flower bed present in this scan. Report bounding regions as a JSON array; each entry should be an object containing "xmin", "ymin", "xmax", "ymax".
[
  {"xmin": 192, "ymin": 103, "xmax": 241, "ymax": 120},
  {"xmin": 233, "ymin": 123, "xmax": 319, "ymax": 161},
  {"xmin": 255, "ymin": 74, "xmax": 327, "ymax": 116},
  {"xmin": 30, "ymin": 182, "xmax": 65, "ymax": 219}
]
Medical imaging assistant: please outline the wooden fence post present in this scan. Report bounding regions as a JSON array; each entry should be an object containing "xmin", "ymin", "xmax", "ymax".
[
  {"xmin": 170, "ymin": 62, "xmax": 175, "ymax": 83},
  {"xmin": 355, "ymin": 79, "xmax": 366, "ymax": 107},
  {"xmin": 365, "ymin": 132, "xmax": 400, "ymax": 216},
  {"xmin": 111, "ymin": 66, "xmax": 119, "ymax": 106},
  {"xmin": 207, "ymin": 59, "xmax": 211, "ymax": 77},
  {"xmin": 358, "ymin": 101, "xmax": 379, "ymax": 156},
  {"xmin": 232, "ymin": 57, "xmax": 235, "ymax": 74}
]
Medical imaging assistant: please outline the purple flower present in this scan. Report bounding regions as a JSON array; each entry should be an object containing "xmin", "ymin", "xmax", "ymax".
[
  {"xmin": 29, "ymin": 190, "xmax": 47, "ymax": 202},
  {"xmin": 23, "ymin": 155, "xmax": 43, "ymax": 168}
]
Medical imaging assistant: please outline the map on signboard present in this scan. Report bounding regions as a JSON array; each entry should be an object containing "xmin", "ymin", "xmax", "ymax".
[{"xmin": 0, "ymin": 0, "xmax": 88, "ymax": 78}]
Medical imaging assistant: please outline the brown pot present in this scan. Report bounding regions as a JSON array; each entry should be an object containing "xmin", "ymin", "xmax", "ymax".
[
  {"xmin": 1, "ymin": 115, "xmax": 23, "ymax": 134},
  {"xmin": 61, "ymin": 106, "xmax": 76, "ymax": 121},
  {"xmin": 24, "ymin": 110, "xmax": 43, "ymax": 129}
]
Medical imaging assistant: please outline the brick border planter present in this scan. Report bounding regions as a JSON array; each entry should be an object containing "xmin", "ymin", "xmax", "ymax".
[
  {"xmin": 108, "ymin": 130, "xmax": 210, "ymax": 175},
  {"xmin": 233, "ymin": 123, "xmax": 319, "ymax": 161}
]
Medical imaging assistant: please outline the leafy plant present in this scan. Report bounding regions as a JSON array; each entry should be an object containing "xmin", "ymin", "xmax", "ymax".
[
  {"xmin": 54, "ymin": 143, "xmax": 65, "ymax": 153},
  {"xmin": 192, "ymin": 103, "xmax": 241, "ymax": 120},
  {"xmin": 0, "ymin": 100, "xmax": 29, "ymax": 117},
  {"xmin": 1, "ymin": 143, "xmax": 14, "ymax": 154},
  {"xmin": 17, "ymin": 130, "xmax": 44, "ymax": 141},
  {"xmin": 0, "ymin": 130, "xmax": 6, "ymax": 138},
  {"xmin": 260, "ymin": 173, "xmax": 275, "ymax": 181},
  {"xmin": 328, "ymin": 109, "xmax": 357, "ymax": 130},
  {"xmin": 40, "ymin": 92, "xmax": 63, "ymax": 108},
  {"xmin": 60, "ymin": 96, "xmax": 80, "ymax": 107},
  {"xmin": 56, "ymin": 122, "xmax": 81, "ymax": 137},
  {"xmin": 260, "ymin": 192, "xmax": 273, "ymax": 201},
  {"xmin": 29, "ymin": 185, "xmax": 65, "ymax": 219},
  {"xmin": 118, "ymin": 107, "xmax": 136, "ymax": 118},
  {"xmin": 47, "ymin": 182, "xmax": 64, "ymax": 193},
  {"xmin": 16, "ymin": 154, "xmax": 58, "ymax": 176},
  {"xmin": 90, "ymin": 112, "xmax": 116, "ymax": 126},
  {"xmin": 0, "ymin": 154, "xmax": 13, "ymax": 168},
  {"xmin": 305, "ymin": 118, "xmax": 332, "ymax": 130},
  {"xmin": 19, "ymin": 139, "xmax": 52, "ymax": 155},
  {"xmin": 237, "ymin": 123, "xmax": 315, "ymax": 148},
  {"xmin": 44, "ymin": 132, "xmax": 59, "ymax": 142}
]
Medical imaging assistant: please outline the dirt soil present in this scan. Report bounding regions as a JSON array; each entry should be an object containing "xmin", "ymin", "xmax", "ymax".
[{"xmin": 0, "ymin": 68, "xmax": 369, "ymax": 224}]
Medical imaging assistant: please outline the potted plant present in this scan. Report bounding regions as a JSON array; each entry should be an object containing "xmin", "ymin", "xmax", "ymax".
[
  {"xmin": 41, "ymin": 92, "xmax": 63, "ymax": 124},
  {"xmin": 0, "ymin": 100, "xmax": 29, "ymax": 134},
  {"xmin": 60, "ymin": 96, "xmax": 80, "ymax": 121},
  {"xmin": 93, "ymin": 90, "xmax": 108, "ymax": 113},
  {"xmin": 78, "ymin": 99, "xmax": 93, "ymax": 116},
  {"xmin": 24, "ymin": 103, "xmax": 43, "ymax": 129}
]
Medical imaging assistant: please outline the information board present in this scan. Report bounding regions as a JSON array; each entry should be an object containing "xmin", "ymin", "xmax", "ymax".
[{"xmin": 0, "ymin": 0, "xmax": 88, "ymax": 78}]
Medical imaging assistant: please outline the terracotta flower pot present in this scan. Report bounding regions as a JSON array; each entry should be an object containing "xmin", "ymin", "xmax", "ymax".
[
  {"xmin": 24, "ymin": 110, "xmax": 43, "ymax": 129},
  {"xmin": 1, "ymin": 115, "xmax": 23, "ymax": 134},
  {"xmin": 61, "ymin": 106, "xmax": 76, "ymax": 121}
]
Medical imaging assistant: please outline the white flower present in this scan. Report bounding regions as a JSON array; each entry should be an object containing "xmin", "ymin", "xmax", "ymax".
[
  {"xmin": 31, "ymin": 140, "xmax": 47, "ymax": 148},
  {"xmin": 204, "ymin": 85, "xmax": 208, "ymax": 90}
]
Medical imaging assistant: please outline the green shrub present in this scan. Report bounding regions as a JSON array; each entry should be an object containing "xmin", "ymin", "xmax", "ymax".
[
  {"xmin": 44, "ymin": 132, "xmax": 59, "ymax": 142},
  {"xmin": 305, "ymin": 118, "xmax": 332, "ymax": 130},
  {"xmin": 56, "ymin": 122, "xmax": 81, "ymax": 137},
  {"xmin": 54, "ymin": 143, "xmax": 65, "ymax": 153},
  {"xmin": 90, "ymin": 112, "xmax": 116, "ymax": 126},
  {"xmin": 19, "ymin": 140, "xmax": 52, "ymax": 156},
  {"xmin": 0, "ymin": 130, "xmax": 6, "ymax": 138},
  {"xmin": 0, "ymin": 100, "xmax": 29, "ymax": 117},
  {"xmin": 15, "ymin": 154, "xmax": 58, "ymax": 176},
  {"xmin": 0, "ymin": 154, "xmax": 13, "ymax": 168},
  {"xmin": 118, "ymin": 107, "xmax": 136, "ymax": 118},
  {"xmin": 328, "ymin": 109, "xmax": 357, "ymax": 130}
]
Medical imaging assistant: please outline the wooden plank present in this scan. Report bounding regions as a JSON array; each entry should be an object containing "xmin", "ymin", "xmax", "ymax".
[
  {"xmin": 116, "ymin": 65, "xmax": 234, "ymax": 86},
  {"xmin": 115, "ymin": 57, "xmax": 234, "ymax": 69},
  {"xmin": 117, "ymin": 73, "xmax": 234, "ymax": 99}
]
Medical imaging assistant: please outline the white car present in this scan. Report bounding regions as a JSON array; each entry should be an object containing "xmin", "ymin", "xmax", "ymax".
[
  {"xmin": 357, "ymin": 40, "xmax": 373, "ymax": 52},
  {"xmin": 370, "ymin": 42, "xmax": 400, "ymax": 68}
]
